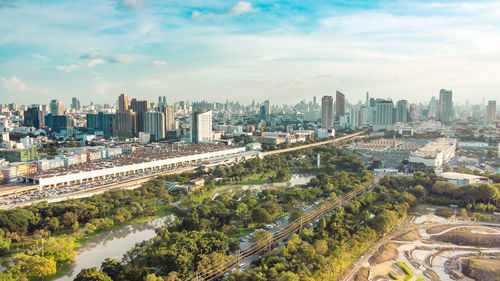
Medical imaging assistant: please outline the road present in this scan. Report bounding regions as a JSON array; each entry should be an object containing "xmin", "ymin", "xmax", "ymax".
[
  {"xmin": 190, "ymin": 174, "xmax": 383, "ymax": 281},
  {"xmin": 260, "ymin": 130, "xmax": 368, "ymax": 156},
  {"xmin": 0, "ymin": 130, "xmax": 368, "ymax": 209}
]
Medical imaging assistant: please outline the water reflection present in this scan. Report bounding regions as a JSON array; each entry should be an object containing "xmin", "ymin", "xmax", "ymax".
[
  {"xmin": 213, "ymin": 173, "xmax": 314, "ymax": 198},
  {"xmin": 56, "ymin": 215, "xmax": 175, "ymax": 281},
  {"xmin": 58, "ymin": 174, "xmax": 313, "ymax": 281}
]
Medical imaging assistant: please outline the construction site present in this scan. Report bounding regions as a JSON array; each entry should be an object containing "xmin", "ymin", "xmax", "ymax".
[{"xmin": 353, "ymin": 210, "xmax": 500, "ymax": 281}]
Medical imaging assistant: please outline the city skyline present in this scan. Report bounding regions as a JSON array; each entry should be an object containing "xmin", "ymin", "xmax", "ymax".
[{"xmin": 1, "ymin": 0, "xmax": 500, "ymax": 104}]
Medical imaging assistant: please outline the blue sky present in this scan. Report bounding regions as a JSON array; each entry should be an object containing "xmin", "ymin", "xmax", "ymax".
[{"xmin": 1, "ymin": 0, "xmax": 499, "ymax": 105}]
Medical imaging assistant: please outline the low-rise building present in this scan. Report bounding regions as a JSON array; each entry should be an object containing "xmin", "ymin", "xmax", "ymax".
[
  {"xmin": 440, "ymin": 172, "xmax": 489, "ymax": 186},
  {"xmin": 409, "ymin": 138, "xmax": 457, "ymax": 171}
]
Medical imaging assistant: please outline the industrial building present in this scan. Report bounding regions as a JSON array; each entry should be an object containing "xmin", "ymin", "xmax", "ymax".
[
  {"xmin": 409, "ymin": 138, "xmax": 457, "ymax": 170},
  {"xmin": 23, "ymin": 144, "xmax": 245, "ymax": 190}
]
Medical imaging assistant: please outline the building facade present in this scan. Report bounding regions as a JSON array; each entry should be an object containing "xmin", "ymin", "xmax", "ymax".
[{"xmin": 321, "ymin": 95, "xmax": 333, "ymax": 129}]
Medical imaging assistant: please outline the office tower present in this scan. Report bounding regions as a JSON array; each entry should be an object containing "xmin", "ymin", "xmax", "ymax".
[
  {"xmin": 158, "ymin": 105, "xmax": 175, "ymax": 131},
  {"xmin": 396, "ymin": 100, "xmax": 409, "ymax": 123},
  {"xmin": 191, "ymin": 110, "xmax": 212, "ymax": 143},
  {"xmin": 49, "ymin": 99, "xmax": 64, "ymax": 115},
  {"xmin": 438, "ymin": 89, "xmax": 453, "ymax": 124},
  {"xmin": 486, "ymin": 100, "xmax": 496, "ymax": 123},
  {"xmin": 313, "ymin": 96, "xmax": 317, "ymax": 106},
  {"xmin": 144, "ymin": 110, "xmax": 165, "ymax": 141},
  {"xmin": 321, "ymin": 95, "xmax": 334, "ymax": 129},
  {"xmin": 335, "ymin": 91, "xmax": 346, "ymax": 118},
  {"xmin": 24, "ymin": 107, "xmax": 44, "ymax": 129},
  {"xmin": 114, "ymin": 110, "xmax": 137, "ymax": 138},
  {"xmin": 44, "ymin": 114, "xmax": 71, "ymax": 132},
  {"xmin": 130, "ymin": 98, "xmax": 150, "ymax": 133},
  {"xmin": 373, "ymin": 100, "xmax": 394, "ymax": 131},
  {"xmin": 71, "ymin": 97, "xmax": 81, "ymax": 110},
  {"xmin": 86, "ymin": 112, "xmax": 115, "ymax": 136},
  {"xmin": 165, "ymin": 106, "xmax": 175, "ymax": 131},
  {"xmin": 158, "ymin": 96, "xmax": 167, "ymax": 107},
  {"xmin": 118, "ymin": 93, "xmax": 130, "ymax": 112},
  {"xmin": 365, "ymin": 92, "xmax": 370, "ymax": 106}
]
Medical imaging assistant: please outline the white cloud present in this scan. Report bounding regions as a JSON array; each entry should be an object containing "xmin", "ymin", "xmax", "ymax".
[
  {"xmin": 80, "ymin": 53, "xmax": 133, "ymax": 67},
  {"xmin": 191, "ymin": 10, "xmax": 214, "ymax": 19},
  {"xmin": 152, "ymin": 60, "xmax": 167, "ymax": 66},
  {"xmin": 118, "ymin": 0, "xmax": 146, "ymax": 9},
  {"xmin": 1, "ymin": 76, "xmax": 27, "ymax": 91},
  {"xmin": 32, "ymin": 54, "xmax": 48, "ymax": 60},
  {"xmin": 57, "ymin": 64, "xmax": 78, "ymax": 73},
  {"xmin": 229, "ymin": 1, "xmax": 255, "ymax": 14}
]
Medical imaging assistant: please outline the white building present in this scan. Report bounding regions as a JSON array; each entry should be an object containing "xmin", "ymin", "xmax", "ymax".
[
  {"xmin": 191, "ymin": 110, "xmax": 212, "ymax": 143},
  {"xmin": 409, "ymin": 138, "xmax": 457, "ymax": 170}
]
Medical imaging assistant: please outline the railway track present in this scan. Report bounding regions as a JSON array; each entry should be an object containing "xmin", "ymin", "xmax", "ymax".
[{"xmin": 188, "ymin": 174, "xmax": 383, "ymax": 281}]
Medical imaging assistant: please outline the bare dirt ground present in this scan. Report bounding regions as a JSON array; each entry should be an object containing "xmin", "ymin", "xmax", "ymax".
[
  {"xmin": 432, "ymin": 227, "xmax": 500, "ymax": 247},
  {"xmin": 369, "ymin": 243, "xmax": 399, "ymax": 265},
  {"xmin": 461, "ymin": 258, "xmax": 500, "ymax": 281},
  {"xmin": 396, "ymin": 229, "xmax": 420, "ymax": 241},
  {"xmin": 357, "ymin": 214, "xmax": 500, "ymax": 281}
]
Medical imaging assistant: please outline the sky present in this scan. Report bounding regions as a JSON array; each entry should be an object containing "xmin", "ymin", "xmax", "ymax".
[{"xmin": 0, "ymin": 0, "xmax": 500, "ymax": 106}]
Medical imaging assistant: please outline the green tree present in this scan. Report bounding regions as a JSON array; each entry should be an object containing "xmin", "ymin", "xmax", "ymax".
[{"xmin": 74, "ymin": 267, "xmax": 112, "ymax": 281}]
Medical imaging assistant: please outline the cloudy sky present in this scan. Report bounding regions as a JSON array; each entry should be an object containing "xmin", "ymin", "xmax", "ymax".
[{"xmin": 0, "ymin": 0, "xmax": 499, "ymax": 106}]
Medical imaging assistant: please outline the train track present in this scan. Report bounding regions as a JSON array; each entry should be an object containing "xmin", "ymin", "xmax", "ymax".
[
  {"xmin": 1, "ymin": 130, "xmax": 369, "ymax": 208},
  {"xmin": 261, "ymin": 130, "xmax": 368, "ymax": 156},
  {"xmin": 188, "ymin": 174, "xmax": 383, "ymax": 281}
]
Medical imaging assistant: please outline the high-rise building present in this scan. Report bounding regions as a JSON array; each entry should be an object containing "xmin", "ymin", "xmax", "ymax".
[
  {"xmin": 45, "ymin": 114, "xmax": 72, "ymax": 133},
  {"xmin": 158, "ymin": 96, "xmax": 167, "ymax": 107},
  {"xmin": 165, "ymin": 106, "xmax": 175, "ymax": 131},
  {"xmin": 438, "ymin": 89, "xmax": 453, "ymax": 124},
  {"xmin": 71, "ymin": 97, "xmax": 81, "ymax": 110},
  {"xmin": 49, "ymin": 99, "xmax": 64, "ymax": 115},
  {"xmin": 365, "ymin": 92, "xmax": 370, "ymax": 106},
  {"xmin": 130, "ymin": 98, "xmax": 150, "ymax": 133},
  {"xmin": 144, "ymin": 110, "xmax": 165, "ymax": 141},
  {"xmin": 335, "ymin": 91, "xmax": 346, "ymax": 118},
  {"xmin": 321, "ymin": 95, "xmax": 334, "ymax": 129},
  {"xmin": 373, "ymin": 100, "xmax": 394, "ymax": 131},
  {"xmin": 191, "ymin": 110, "xmax": 212, "ymax": 143},
  {"xmin": 486, "ymin": 100, "xmax": 496, "ymax": 123},
  {"xmin": 86, "ymin": 112, "xmax": 115, "ymax": 136},
  {"xmin": 114, "ymin": 110, "xmax": 136, "ymax": 138},
  {"xmin": 118, "ymin": 93, "xmax": 130, "ymax": 112},
  {"xmin": 396, "ymin": 100, "xmax": 409, "ymax": 123},
  {"xmin": 24, "ymin": 107, "xmax": 44, "ymax": 129},
  {"xmin": 259, "ymin": 100, "xmax": 271, "ymax": 120}
]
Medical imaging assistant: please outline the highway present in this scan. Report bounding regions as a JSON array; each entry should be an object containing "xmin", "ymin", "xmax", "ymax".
[
  {"xmin": 260, "ymin": 129, "xmax": 368, "ymax": 156},
  {"xmin": 0, "ymin": 130, "xmax": 368, "ymax": 208},
  {"xmin": 188, "ymin": 174, "xmax": 383, "ymax": 281}
]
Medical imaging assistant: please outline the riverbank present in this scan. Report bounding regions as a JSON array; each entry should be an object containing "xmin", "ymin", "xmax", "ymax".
[{"xmin": 46, "ymin": 174, "xmax": 313, "ymax": 281}]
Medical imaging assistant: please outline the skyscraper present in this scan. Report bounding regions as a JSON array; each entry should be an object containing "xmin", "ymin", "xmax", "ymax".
[
  {"xmin": 71, "ymin": 97, "xmax": 81, "ymax": 110},
  {"xmin": 373, "ymin": 100, "xmax": 394, "ymax": 131},
  {"xmin": 165, "ymin": 106, "xmax": 175, "ymax": 131},
  {"xmin": 321, "ymin": 95, "xmax": 333, "ymax": 129},
  {"xmin": 49, "ymin": 99, "xmax": 64, "ymax": 115},
  {"xmin": 24, "ymin": 107, "xmax": 44, "ymax": 129},
  {"xmin": 118, "ymin": 93, "xmax": 130, "ymax": 112},
  {"xmin": 130, "ymin": 98, "xmax": 151, "ymax": 133},
  {"xmin": 486, "ymin": 100, "xmax": 496, "ymax": 123},
  {"xmin": 191, "ymin": 110, "xmax": 212, "ymax": 143},
  {"xmin": 114, "ymin": 110, "xmax": 137, "ymax": 138},
  {"xmin": 396, "ymin": 100, "xmax": 409, "ymax": 123},
  {"xmin": 86, "ymin": 112, "xmax": 115, "ymax": 136},
  {"xmin": 335, "ymin": 91, "xmax": 346, "ymax": 118},
  {"xmin": 144, "ymin": 110, "xmax": 165, "ymax": 141},
  {"xmin": 438, "ymin": 89, "xmax": 453, "ymax": 124}
]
